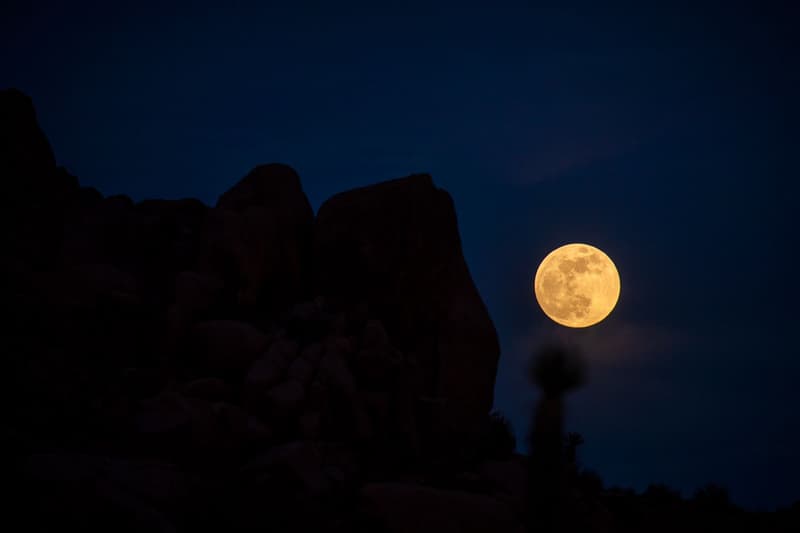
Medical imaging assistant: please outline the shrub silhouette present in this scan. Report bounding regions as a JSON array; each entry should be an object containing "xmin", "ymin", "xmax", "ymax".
[{"xmin": 477, "ymin": 410, "xmax": 517, "ymax": 460}]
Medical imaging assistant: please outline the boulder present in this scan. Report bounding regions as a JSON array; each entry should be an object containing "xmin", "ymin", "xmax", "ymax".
[
  {"xmin": 134, "ymin": 391, "xmax": 194, "ymax": 440},
  {"xmin": 318, "ymin": 351, "xmax": 356, "ymax": 396},
  {"xmin": 353, "ymin": 320, "xmax": 403, "ymax": 389},
  {"xmin": 323, "ymin": 335, "xmax": 353, "ymax": 361},
  {"xmin": 166, "ymin": 271, "xmax": 226, "ymax": 350},
  {"xmin": 286, "ymin": 298, "xmax": 327, "ymax": 340},
  {"xmin": 175, "ymin": 271, "xmax": 223, "ymax": 313},
  {"xmin": 319, "ymin": 442, "xmax": 360, "ymax": 490},
  {"xmin": 287, "ymin": 355, "xmax": 316, "ymax": 386},
  {"xmin": 213, "ymin": 401, "xmax": 273, "ymax": 449},
  {"xmin": 212, "ymin": 164, "xmax": 314, "ymax": 310},
  {"xmin": 72, "ymin": 262, "xmax": 140, "ymax": 299},
  {"xmin": 189, "ymin": 320, "xmax": 269, "ymax": 373},
  {"xmin": 306, "ymin": 379, "xmax": 329, "ymax": 412},
  {"xmin": 301, "ymin": 341, "xmax": 325, "ymax": 365},
  {"xmin": 181, "ymin": 377, "xmax": 231, "ymax": 402},
  {"xmin": 299, "ymin": 410, "xmax": 322, "ymax": 439},
  {"xmin": 134, "ymin": 392, "xmax": 269, "ymax": 457},
  {"xmin": 313, "ymin": 174, "xmax": 500, "ymax": 441},
  {"xmin": 75, "ymin": 194, "xmax": 136, "ymax": 251},
  {"xmin": 133, "ymin": 199, "xmax": 210, "ymax": 288},
  {"xmin": 173, "ymin": 270, "xmax": 224, "ymax": 315},
  {"xmin": 318, "ymin": 351, "xmax": 372, "ymax": 440},
  {"xmin": 245, "ymin": 339, "xmax": 298, "ymax": 392},
  {"xmin": 265, "ymin": 379, "xmax": 306, "ymax": 419},
  {"xmin": 242, "ymin": 441, "xmax": 329, "ymax": 497},
  {"xmin": 361, "ymin": 319, "xmax": 390, "ymax": 349},
  {"xmin": 198, "ymin": 206, "xmax": 247, "ymax": 289}
]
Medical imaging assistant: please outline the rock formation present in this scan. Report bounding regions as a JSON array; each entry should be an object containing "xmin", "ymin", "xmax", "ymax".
[
  {"xmin": 2, "ymin": 88, "xmax": 511, "ymax": 532},
  {"xmin": 314, "ymin": 176, "xmax": 500, "ymax": 449}
]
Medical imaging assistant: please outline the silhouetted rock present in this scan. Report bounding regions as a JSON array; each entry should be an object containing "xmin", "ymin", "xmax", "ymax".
[
  {"xmin": 353, "ymin": 319, "xmax": 404, "ymax": 388},
  {"xmin": 133, "ymin": 391, "xmax": 271, "ymax": 460},
  {"xmin": 318, "ymin": 348, "xmax": 357, "ymax": 395},
  {"xmin": 72, "ymin": 261, "xmax": 141, "ymax": 300},
  {"xmin": 189, "ymin": 320, "xmax": 270, "ymax": 374},
  {"xmin": 133, "ymin": 199, "xmax": 210, "ymax": 295},
  {"xmin": 244, "ymin": 440, "xmax": 329, "ymax": 496},
  {"xmin": 173, "ymin": 270, "xmax": 224, "ymax": 316},
  {"xmin": 0, "ymin": 88, "xmax": 55, "ymax": 184},
  {"xmin": 266, "ymin": 379, "xmax": 306, "ymax": 419},
  {"xmin": 313, "ymin": 174, "xmax": 500, "ymax": 446},
  {"xmin": 287, "ymin": 354, "xmax": 316, "ymax": 386},
  {"xmin": 181, "ymin": 377, "xmax": 232, "ymax": 402},
  {"xmin": 134, "ymin": 391, "xmax": 195, "ymax": 442},
  {"xmin": 286, "ymin": 298, "xmax": 328, "ymax": 340},
  {"xmin": 213, "ymin": 163, "xmax": 314, "ymax": 310},
  {"xmin": 166, "ymin": 270, "xmax": 226, "ymax": 353},
  {"xmin": 213, "ymin": 401, "xmax": 273, "ymax": 451},
  {"xmin": 1, "ymin": 90, "xmax": 82, "ymax": 269},
  {"xmin": 245, "ymin": 339, "xmax": 298, "ymax": 401},
  {"xmin": 299, "ymin": 410, "xmax": 323, "ymax": 439},
  {"xmin": 318, "ymin": 346, "xmax": 373, "ymax": 440}
]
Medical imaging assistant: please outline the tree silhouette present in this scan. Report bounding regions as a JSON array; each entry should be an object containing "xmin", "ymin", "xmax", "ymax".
[{"xmin": 527, "ymin": 343, "xmax": 586, "ymax": 533}]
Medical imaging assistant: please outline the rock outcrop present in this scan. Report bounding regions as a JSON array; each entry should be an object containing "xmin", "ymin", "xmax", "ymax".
[
  {"xmin": 3, "ymin": 89, "xmax": 513, "ymax": 533},
  {"xmin": 1, "ymin": 88, "xmax": 56, "ymax": 185},
  {"xmin": 314, "ymin": 175, "xmax": 500, "ymax": 445},
  {"xmin": 213, "ymin": 163, "xmax": 314, "ymax": 310}
]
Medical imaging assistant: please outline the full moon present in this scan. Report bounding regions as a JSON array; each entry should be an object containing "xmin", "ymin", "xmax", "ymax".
[{"xmin": 534, "ymin": 243, "xmax": 620, "ymax": 328}]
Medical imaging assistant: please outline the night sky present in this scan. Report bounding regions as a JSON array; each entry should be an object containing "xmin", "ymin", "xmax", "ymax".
[{"xmin": 3, "ymin": 2, "xmax": 798, "ymax": 510}]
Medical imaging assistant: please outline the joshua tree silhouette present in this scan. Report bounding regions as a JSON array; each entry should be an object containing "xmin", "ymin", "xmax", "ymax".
[{"xmin": 527, "ymin": 343, "xmax": 586, "ymax": 533}]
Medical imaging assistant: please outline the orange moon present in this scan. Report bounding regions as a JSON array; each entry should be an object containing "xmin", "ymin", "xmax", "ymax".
[{"xmin": 534, "ymin": 243, "xmax": 620, "ymax": 328}]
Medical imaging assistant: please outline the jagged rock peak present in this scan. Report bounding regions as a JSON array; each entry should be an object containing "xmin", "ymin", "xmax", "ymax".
[
  {"xmin": 1, "ymin": 87, "xmax": 56, "ymax": 177},
  {"xmin": 314, "ymin": 172, "xmax": 500, "ymax": 442},
  {"xmin": 216, "ymin": 163, "xmax": 311, "ymax": 214}
]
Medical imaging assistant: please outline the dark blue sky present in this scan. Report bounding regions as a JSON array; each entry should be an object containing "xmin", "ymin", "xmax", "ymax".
[{"xmin": 4, "ymin": 1, "xmax": 798, "ymax": 509}]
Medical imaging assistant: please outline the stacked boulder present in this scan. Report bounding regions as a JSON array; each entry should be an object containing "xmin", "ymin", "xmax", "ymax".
[
  {"xmin": 2, "ymin": 88, "xmax": 514, "ymax": 532},
  {"xmin": 314, "ymin": 175, "xmax": 501, "ymax": 450}
]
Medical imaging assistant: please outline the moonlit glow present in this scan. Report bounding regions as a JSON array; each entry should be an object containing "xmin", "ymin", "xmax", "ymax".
[{"xmin": 534, "ymin": 243, "xmax": 620, "ymax": 328}]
